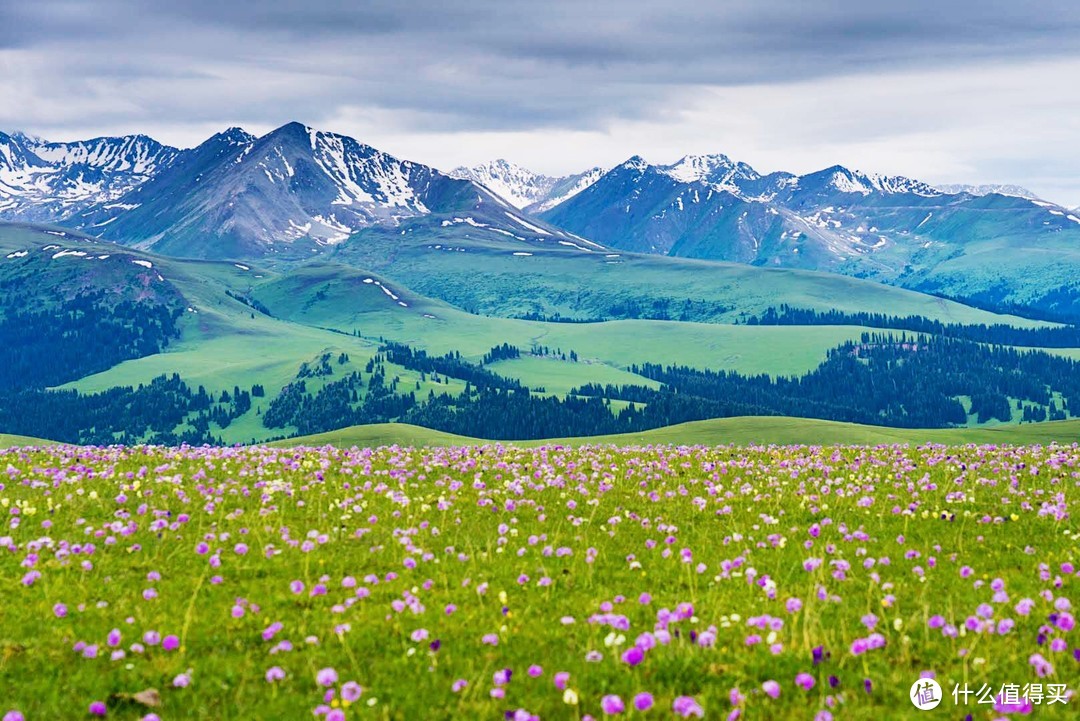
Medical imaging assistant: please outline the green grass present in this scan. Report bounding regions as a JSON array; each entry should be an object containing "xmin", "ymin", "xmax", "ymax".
[
  {"xmin": 335, "ymin": 229, "xmax": 1049, "ymax": 327},
  {"xmin": 274, "ymin": 416, "xmax": 1080, "ymax": 448},
  {"xmin": 62, "ymin": 322, "xmax": 385, "ymax": 444},
  {"xmin": 565, "ymin": 416, "xmax": 1080, "ymax": 446},
  {"xmin": 2, "ymin": 443, "xmax": 1077, "ymax": 719},
  {"xmin": 269, "ymin": 422, "xmax": 479, "ymax": 448},
  {"xmin": 9, "ymin": 417, "xmax": 1079, "ymax": 450},
  {"xmin": 0, "ymin": 222, "xmax": 99, "ymax": 253},
  {"xmin": 0, "ymin": 433, "xmax": 54, "ymax": 448},
  {"xmin": 62, "ymin": 259, "xmax": 878, "ymax": 445},
  {"xmin": 250, "ymin": 263, "xmax": 876, "ymax": 377},
  {"xmin": 485, "ymin": 356, "xmax": 662, "ymax": 396},
  {"xmin": 8, "ymin": 224, "xmax": 1080, "ymax": 447}
]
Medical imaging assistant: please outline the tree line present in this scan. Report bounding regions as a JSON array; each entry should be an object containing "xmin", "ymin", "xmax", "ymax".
[
  {"xmin": 7, "ymin": 331, "xmax": 1079, "ymax": 444},
  {"xmin": 0, "ymin": 291, "xmax": 182, "ymax": 391},
  {"xmin": 743, "ymin": 304, "xmax": 1080, "ymax": 347},
  {"xmin": 0, "ymin": 374, "xmax": 258, "ymax": 445},
  {"xmin": 255, "ymin": 335, "xmax": 1080, "ymax": 440}
]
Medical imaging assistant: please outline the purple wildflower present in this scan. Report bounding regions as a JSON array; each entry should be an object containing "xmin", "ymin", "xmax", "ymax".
[
  {"xmin": 601, "ymin": 695, "xmax": 625, "ymax": 715},
  {"xmin": 316, "ymin": 667, "xmax": 338, "ymax": 687},
  {"xmin": 621, "ymin": 645, "xmax": 644, "ymax": 666},
  {"xmin": 673, "ymin": 696, "xmax": 705, "ymax": 718},
  {"xmin": 341, "ymin": 681, "xmax": 363, "ymax": 702}
]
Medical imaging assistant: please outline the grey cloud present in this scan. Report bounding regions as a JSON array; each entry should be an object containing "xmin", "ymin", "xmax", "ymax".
[
  {"xmin": 3, "ymin": 0, "xmax": 1080, "ymax": 204},
  {"xmin": 6, "ymin": 0, "xmax": 1080, "ymax": 133}
]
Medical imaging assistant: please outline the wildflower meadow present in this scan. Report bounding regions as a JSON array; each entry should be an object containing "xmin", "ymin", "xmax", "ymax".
[{"xmin": 1, "ymin": 442, "xmax": 1078, "ymax": 719}]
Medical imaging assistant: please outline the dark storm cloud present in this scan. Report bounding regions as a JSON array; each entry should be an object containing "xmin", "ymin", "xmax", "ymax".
[{"xmin": 5, "ymin": 0, "xmax": 1080, "ymax": 134}]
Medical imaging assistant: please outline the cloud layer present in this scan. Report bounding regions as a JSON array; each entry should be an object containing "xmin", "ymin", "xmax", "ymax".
[{"xmin": 2, "ymin": 0, "xmax": 1080, "ymax": 204}]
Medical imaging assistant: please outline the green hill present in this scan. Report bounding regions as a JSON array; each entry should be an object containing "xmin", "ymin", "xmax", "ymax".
[
  {"xmin": 6, "ymin": 222, "xmax": 1080, "ymax": 447},
  {"xmin": 275, "ymin": 417, "xmax": 1080, "ymax": 448},
  {"xmin": 335, "ymin": 224, "xmax": 1047, "ymax": 327},
  {"xmin": 9, "ymin": 418, "xmax": 1078, "ymax": 450},
  {"xmin": 268, "ymin": 423, "xmax": 479, "ymax": 448},
  {"xmin": 0, "ymin": 433, "xmax": 55, "ymax": 448}
]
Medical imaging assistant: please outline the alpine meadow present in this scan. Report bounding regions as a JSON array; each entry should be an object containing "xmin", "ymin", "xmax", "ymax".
[{"xmin": 1, "ymin": 1, "xmax": 1079, "ymax": 719}]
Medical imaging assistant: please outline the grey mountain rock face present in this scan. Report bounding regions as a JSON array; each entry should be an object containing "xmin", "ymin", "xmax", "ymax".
[
  {"xmin": 449, "ymin": 159, "xmax": 606, "ymax": 213},
  {"xmin": 6, "ymin": 122, "xmax": 569, "ymax": 259},
  {"xmin": 0, "ymin": 131, "xmax": 178, "ymax": 221}
]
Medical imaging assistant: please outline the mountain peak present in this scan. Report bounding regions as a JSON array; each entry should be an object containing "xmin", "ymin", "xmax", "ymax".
[
  {"xmin": 449, "ymin": 159, "xmax": 604, "ymax": 210},
  {"xmin": 0, "ymin": 130, "xmax": 179, "ymax": 220},
  {"xmin": 659, "ymin": 153, "xmax": 761, "ymax": 187},
  {"xmin": 934, "ymin": 183, "xmax": 1042, "ymax": 202},
  {"xmin": 262, "ymin": 122, "xmax": 319, "ymax": 149},
  {"xmin": 804, "ymin": 165, "xmax": 941, "ymax": 197},
  {"xmin": 619, "ymin": 155, "xmax": 649, "ymax": 172},
  {"xmin": 483, "ymin": 158, "xmax": 521, "ymax": 170},
  {"xmin": 7, "ymin": 130, "xmax": 45, "ymax": 146},
  {"xmin": 211, "ymin": 127, "xmax": 256, "ymax": 146},
  {"xmin": 271, "ymin": 121, "xmax": 314, "ymax": 137},
  {"xmin": 64, "ymin": 122, "xmax": 507, "ymax": 256},
  {"xmin": 449, "ymin": 158, "xmax": 533, "ymax": 181}
]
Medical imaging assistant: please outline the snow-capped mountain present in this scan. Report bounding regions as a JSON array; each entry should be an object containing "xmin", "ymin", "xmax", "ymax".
[
  {"xmin": 70, "ymin": 122, "xmax": 571, "ymax": 259},
  {"xmin": 449, "ymin": 159, "xmax": 604, "ymax": 212},
  {"xmin": 933, "ymin": 183, "xmax": 1042, "ymax": 201},
  {"xmin": 0, "ymin": 131, "xmax": 178, "ymax": 222},
  {"xmin": 656, "ymin": 153, "xmax": 764, "ymax": 192},
  {"xmin": 538, "ymin": 153, "xmax": 1080, "ymax": 320},
  {"xmin": 3, "ymin": 123, "xmax": 1076, "ymax": 318},
  {"xmin": 449, "ymin": 159, "xmax": 557, "ymax": 209},
  {"xmin": 528, "ymin": 166, "xmax": 608, "ymax": 213},
  {"xmin": 796, "ymin": 165, "xmax": 944, "ymax": 198}
]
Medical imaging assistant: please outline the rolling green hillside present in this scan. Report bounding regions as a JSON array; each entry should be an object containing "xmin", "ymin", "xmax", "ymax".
[
  {"xmin": 334, "ymin": 222, "xmax": 1048, "ymax": 327},
  {"xmin": 274, "ymin": 417, "xmax": 1080, "ymax": 448},
  {"xmin": 5, "ymin": 222, "xmax": 1080, "ymax": 447},
  {"xmin": 247, "ymin": 263, "xmax": 877, "ymax": 376}
]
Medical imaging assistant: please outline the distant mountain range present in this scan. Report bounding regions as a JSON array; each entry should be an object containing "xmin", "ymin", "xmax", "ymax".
[
  {"xmin": 0, "ymin": 130, "xmax": 178, "ymax": 221},
  {"xmin": 533, "ymin": 154, "xmax": 1080, "ymax": 319},
  {"xmin": 1, "ymin": 123, "xmax": 572, "ymax": 258},
  {"xmin": 2, "ymin": 123, "xmax": 1078, "ymax": 318},
  {"xmin": 537, "ymin": 152, "xmax": 1078, "ymax": 259},
  {"xmin": 932, "ymin": 183, "xmax": 1042, "ymax": 201}
]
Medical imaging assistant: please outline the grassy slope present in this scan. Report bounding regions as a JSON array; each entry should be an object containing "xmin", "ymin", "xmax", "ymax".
[
  {"xmin": 0, "ymin": 223, "xmax": 100, "ymax": 252},
  {"xmin": 269, "ymin": 422, "xmax": 477, "ymax": 448},
  {"xmin": 0, "ymin": 433, "xmax": 56, "ymax": 448},
  {"xmin": 73, "ymin": 260, "xmax": 880, "ymax": 423},
  {"xmin": 7, "ymin": 224, "xmax": 1053, "ymax": 394},
  {"xmin": 33, "ymin": 244, "xmax": 387, "ymax": 443},
  {"xmin": 274, "ymin": 417, "xmax": 1080, "ymax": 448},
  {"xmin": 39, "ymin": 256, "xmax": 1080, "ymax": 444},
  {"xmin": 485, "ymin": 356, "xmax": 662, "ymax": 396},
  {"xmin": 250, "ymin": 263, "xmax": 877, "ymax": 376},
  {"xmin": 7, "ymin": 224, "xmax": 1078, "ymax": 446},
  {"xmin": 11, "ymin": 417, "xmax": 1079, "ymax": 450},
  {"xmin": 335, "ymin": 229, "xmax": 1049, "ymax": 326}
]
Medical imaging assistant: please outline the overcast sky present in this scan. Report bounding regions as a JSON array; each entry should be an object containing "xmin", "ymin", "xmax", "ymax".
[{"xmin": 3, "ymin": 0, "xmax": 1080, "ymax": 205}]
